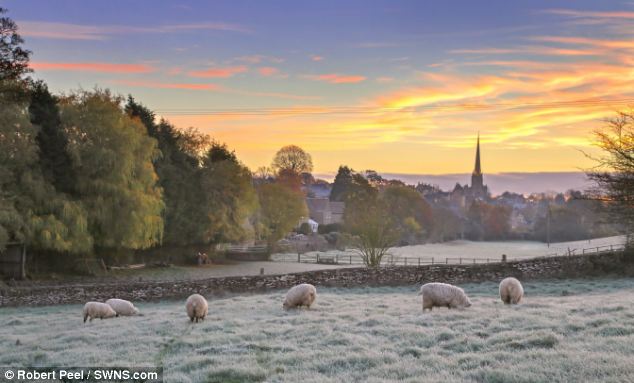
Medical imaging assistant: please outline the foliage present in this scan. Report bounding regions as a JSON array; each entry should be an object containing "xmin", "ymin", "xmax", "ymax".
[
  {"xmin": 198, "ymin": 142, "xmax": 258, "ymax": 243},
  {"xmin": 29, "ymin": 80, "xmax": 76, "ymax": 195},
  {"xmin": 0, "ymin": 7, "xmax": 30, "ymax": 80},
  {"xmin": 0, "ymin": 79, "xmax": 92, "ymax": 253},
  {"xmin": 344, "ymin": 184, "xmax": 398, "ymax": 267},
  {"xmin": 466, "ymin": 201, "xmax": 511, "ymax": 241},
  {"xmin": 382, "ymin": 185, "xmax": 433, "ymax": 244},
  {"xmin": 587, "ymin": 111, "xmax": 634, "ymax": 237},
  {"xmin": 61, "ymin": 90, "xmax": 164, "ymax": 250},
  {"xmin": 271, "ymin": 145, "xmax": 313, "ymax": 174},
  {"xmin": 256, "ymin": 183, "xmax": 307, "ymax": 248},
  {"xmin": 298, "ymin": 222, "xmax": 313, "ymax": 235}
]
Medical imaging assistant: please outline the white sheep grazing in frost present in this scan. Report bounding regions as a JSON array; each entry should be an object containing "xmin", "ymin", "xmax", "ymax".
[
  {"xmin": 419, "ymin": 282, "xmax": 472, "ymax": 312},
  {"xmin": 283, "ymin": 283, "xmax": 317, "ymax": 309},
  {"xmin": 499, "ymin": 277, "xmax": 524, "ymax": 304},
  {"xmin": 83, "ymin": 302, "xmax": 117, "ymax": 322},
  {"xmin": 185, "ymin": 294, "xmax": 208, "ymax": 323},
  {"xmin": 105, "ymin": 298, "xmax": 140, "ymax": 316}
]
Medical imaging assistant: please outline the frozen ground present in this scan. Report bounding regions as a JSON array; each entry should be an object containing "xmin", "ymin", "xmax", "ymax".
[
  {"xmin": 273, "ymin": 235, "xmax": 626, "ymax": 264},
  {"xmin": 1, "ymin": 278, "xmax": 634, "ymax": 382}
]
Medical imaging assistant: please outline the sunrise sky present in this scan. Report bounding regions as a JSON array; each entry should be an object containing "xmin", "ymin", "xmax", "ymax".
[{"xmin": 5, "ymin": 0, "xmax": 634, "ymax": 180}]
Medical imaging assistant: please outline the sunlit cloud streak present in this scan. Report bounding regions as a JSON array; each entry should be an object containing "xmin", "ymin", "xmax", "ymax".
[
  {"xmin": 188, "ymin": 66, "xmax": 248, "ymax": 78},
  {"xmin": 30, "ymin": 61, "xmax": 155, "ymax": 73},
  {"xmin": 306, "ymin": 73, "xmax": 366, "ymax": 84},
  {"xmin": 18, "ymin": 20, "xmax": 250, "ymax": 41}
]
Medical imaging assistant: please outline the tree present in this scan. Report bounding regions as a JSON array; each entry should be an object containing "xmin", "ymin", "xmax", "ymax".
[
  {"xmin": 198, "ymin": 142, "xmax": 258, "ymax": 243},
  {"xmin": 0, "ymin": 7, "xmax": 31, "ymax": 80},
  {"xmin": 330, "ymin": 166, "xmax": 353, "ymax": 201},
  {"xmin": 587, "ymin": 111, "xmax": 634, "ymax": 237},
  {"xmin": 0, "ymin": 79, "xmax": 91, "ymax": 253},
  {"xmin": 256, "ymin": 183, "xmax": 307, "ymax": 249},
  {"xmin": 29, "ymin": 80, "xmax": 76, "ymax": 194},
  {"xmin": 382, "ymin": 185, "xmax": 433, "ymax": 244},
  {"xmin": 271, "ymin": 145, "xmax": 313, "ymax": 174},
  {"xmin": 344, "ymin": 187, "xmax": 399, "ymax": 268},
  {"xmin": 62, "ymin": 90, "xmax": 164, "ymax": 251}
]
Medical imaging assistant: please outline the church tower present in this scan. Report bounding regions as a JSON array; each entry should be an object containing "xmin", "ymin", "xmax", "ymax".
[{"xmin": 471, "ymin": 133, "xmax": 485, "ymax": 196}]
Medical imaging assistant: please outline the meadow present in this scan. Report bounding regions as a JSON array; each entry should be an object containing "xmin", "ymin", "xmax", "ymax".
[{"xmin": 1, "ymin": 278, "xmax": 634, "ymax": 382}]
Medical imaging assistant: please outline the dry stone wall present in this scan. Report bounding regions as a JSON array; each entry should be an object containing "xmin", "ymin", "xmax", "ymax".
[{"xmin": 0, "ymin": 252, "xmax": 629, "ymax": 307}]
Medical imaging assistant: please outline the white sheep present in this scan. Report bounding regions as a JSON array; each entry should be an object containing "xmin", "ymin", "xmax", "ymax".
[
  {"xmin": 185, "ymin": 294, "xmax": 208, "ymax": 323},
  {"xmin": 499, "ymin": 277, "xmax": 524, "ymax": 304},
  {"xmin": 83, "ymin": 302, "xmax": 117, "ymax": 322},
  {"xmin": 419, "ymin": 282, "xmax": 472, "ymax": 312},
  {"xmin": 283, "ymin": 283, "xmax": 317, "ymax": 309},
  {"xmin": 105, "ymin": 298, "xmax": 140, "ymax": 316}
]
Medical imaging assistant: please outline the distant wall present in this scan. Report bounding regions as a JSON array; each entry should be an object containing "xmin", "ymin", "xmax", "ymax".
[{"xmin": 1, "ymin": 252, "xmax": 631, "ymax": 307}]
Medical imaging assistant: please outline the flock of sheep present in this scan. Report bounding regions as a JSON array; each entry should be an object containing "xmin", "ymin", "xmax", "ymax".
[{"xmin": 82, "ymin": 277, "xmax": 523, "ymax": 323}]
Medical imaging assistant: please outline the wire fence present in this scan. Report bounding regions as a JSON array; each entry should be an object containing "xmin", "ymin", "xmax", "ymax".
[{"xmin": 271, "ymin": 243, "xmax": 626, "ymax": 267}]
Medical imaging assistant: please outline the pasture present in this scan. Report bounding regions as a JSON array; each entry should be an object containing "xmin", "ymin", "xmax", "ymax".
[{"xmin": 1, "ymin": 278, "xmax": 634, "ymax": 382}]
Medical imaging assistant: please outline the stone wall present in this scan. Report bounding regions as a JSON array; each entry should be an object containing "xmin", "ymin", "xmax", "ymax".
[{"xmin": 0, "ymin": 251, "xmax": 630, "ymax": 307}]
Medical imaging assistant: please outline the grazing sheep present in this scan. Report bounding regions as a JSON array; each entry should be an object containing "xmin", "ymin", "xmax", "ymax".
[
  {"xmin": 185, "ymin": 294, "xmax": 208, "ymax": 323},
  {"xmin": 499, "ymin": 277, "xmax": 524, "ymax": 304},
  {"xmin": 105, "ymin": 298, "xmax": 140, "ymax": 316},
  {"xmin": 419, "ymin": 282, "xmax": 472, "ymax": 312},
  {"xmin": 83, "ymin": 302, "xmax": 117, "ymax": 323},
  {"xmin": 283, "ymin": 283, "xmax": 317, "ymax": 309}
]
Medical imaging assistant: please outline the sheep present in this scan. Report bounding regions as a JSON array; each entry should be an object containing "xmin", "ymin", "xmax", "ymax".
[
  {"xmin": 499, "ymin": 277, "xmax": 524, "ymax": 304},
  {"xmin": 83, "ymin": 302, "xmax": 117, "ymax": 323},
  {"xmin": 105, "ymin": 298, "xmax": 140, "ymax": 316},
  {"xmin": 185, "ymin": 294, "xmax": 208, "ymax": 323},
  {"xmin": 419, "ymin": 282, "xmax": 472, "ymax": 312},
  {"xmin": 283, "ymin": 283, "xmax": 317, "ymax": 309}
]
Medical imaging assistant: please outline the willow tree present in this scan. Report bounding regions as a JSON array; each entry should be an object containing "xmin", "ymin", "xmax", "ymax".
[
  {"xmin": 0, "ymin": 80, "xmax": 92, "ymax": 253},
  {"xmin": 61, "ymin": 90, "xmax": 164, "ymax": 251}
]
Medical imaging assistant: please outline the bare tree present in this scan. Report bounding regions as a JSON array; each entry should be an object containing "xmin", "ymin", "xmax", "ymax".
[{"xmin": 586, "ymin": 111, "xmax": 634, "ymax": 241}]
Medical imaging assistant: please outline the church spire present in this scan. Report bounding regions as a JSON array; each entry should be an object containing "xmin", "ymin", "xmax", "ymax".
[{"xmin": 474, "ymin": 132, "xmax": 481, "ymax": 175}]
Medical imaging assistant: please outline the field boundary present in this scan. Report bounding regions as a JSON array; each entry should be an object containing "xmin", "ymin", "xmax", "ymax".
[
  {"xmin": 1, "ymin": 250, "xmax": 631, "ymax": 307},
  {"xmin": 272, "ymin": 243, "xmax": 626, "ymax": 266}
]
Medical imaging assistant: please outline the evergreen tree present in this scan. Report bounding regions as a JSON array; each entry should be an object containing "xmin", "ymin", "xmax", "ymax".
[{"xmin": 330, "ymin": 165, "xmax": 353, "ymax": 201}]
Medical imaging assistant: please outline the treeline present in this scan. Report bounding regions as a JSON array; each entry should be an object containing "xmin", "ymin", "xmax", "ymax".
[{"xmin": 0, "ymin": 8, "xmax": 307, "ymax": 263}]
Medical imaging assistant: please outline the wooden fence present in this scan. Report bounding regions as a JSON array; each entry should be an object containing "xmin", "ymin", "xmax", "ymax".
[{"xmin": 272, "ymin": 243, "xmax": 626, "ymax": 267}]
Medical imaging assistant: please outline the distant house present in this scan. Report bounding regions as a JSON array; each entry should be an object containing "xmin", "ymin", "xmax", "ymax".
[{"xmin": 306, "ymin": 198, "xmax": 345, "ymax": 225}]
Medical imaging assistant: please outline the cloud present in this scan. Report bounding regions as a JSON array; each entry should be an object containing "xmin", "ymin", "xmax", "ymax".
[
  {"xmin": 30, "ymin": 61, "xmax": 155, "ymax": 73},
  {"xmin": 188, "ymin": 65, "xmax": 248, "ymax": 78},
  {"xmin": 542, "ymin": 9, "xmax": 634, "ymax": 20},
  {"xmin": 233, "ymin": 55, "xmax": 285, "ymax": 64},
  {"xmin": 258, "ymin": 67, "xmax": 279, "ymax": 76},
  {"xmin": 114, "ymin": 80, "xmax": 220, "ymax": 91},
  {"xmin": 306, "ymin": 73, "xmax": 366, "ymax": 84},
  {"xmin": 310, "ymin": 54, "xmax": 324, "ymax": 62},
  {"xmin": 18, "ymin": 21, "xmax": 250, "ymax": 41}
]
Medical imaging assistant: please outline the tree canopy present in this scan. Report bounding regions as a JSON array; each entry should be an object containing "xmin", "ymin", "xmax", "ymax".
[{"xmin": 272, "ymin": 145, "xmax": 313, "ymax": 174}]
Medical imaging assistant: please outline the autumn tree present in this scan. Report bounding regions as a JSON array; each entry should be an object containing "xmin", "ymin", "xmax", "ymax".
[
  {"xmin": 61, "ymin": 90, "xmax": 164, "ymax": 252},
  {"xmin": 255, "ymin": 183, "xmax": 307, "ymax": 249},
  {"xmin": 382, "ymin": 185, "xmax": 433, "ymax": 244},
  {"xmin": 272, "ymin": 145, "xmax": 313, "ymax": 174}
]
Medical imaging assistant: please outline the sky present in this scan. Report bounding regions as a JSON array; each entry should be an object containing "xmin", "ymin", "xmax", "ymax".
[{"xmin": 4, "ymin": 0, "xmax": 634, "ymax": 189}]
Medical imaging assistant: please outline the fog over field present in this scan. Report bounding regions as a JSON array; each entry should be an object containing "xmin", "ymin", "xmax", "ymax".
[{"xmin": 2, "ymin": 279, "xmax": 634, "ymax": 382}]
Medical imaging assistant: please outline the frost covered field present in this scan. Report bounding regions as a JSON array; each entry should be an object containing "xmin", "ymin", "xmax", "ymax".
[{"xmin": 2, "ymin": 278, "xmax": 634, "ymax": 382}]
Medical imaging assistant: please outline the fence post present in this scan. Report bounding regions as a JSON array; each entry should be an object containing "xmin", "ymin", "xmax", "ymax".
[
  {"xmin": 418, "ymin": 258, "xmax": 421, "ymax": 266},
  {"xmin": 404, "ymin": 258, "xmax": 407, "ymax": 266},
  {"xmin": 298, "ymin": 253, "xmax": 301, "ymax": 263},
  {"xmin": 446, "ymin": 258, "xmax": 449, "ymax": 264},
  {"xmin": 610, "ymin": 245, "xmax": 614, "ymax": 251},
  {"xmin": 431, "ymin": 257, "xmax": 434, "ymax": 265},
  {"xmin": 459, "ymin": 258, "xmax": 462, "ymax": 264},
  {"xmin": 473, "ymin": 259, "xmax": 476, "ymax": 264},
  {"xmin": 350, "ymin": 255, "xmax": 352, "ymax": 264},
  {"xmin": 317, "ymin": 254, "xmax": 320, "ymax": 263}
]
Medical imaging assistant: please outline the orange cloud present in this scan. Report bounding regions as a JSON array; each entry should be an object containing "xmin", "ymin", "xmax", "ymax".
[
  {"xmin": 308, "ymin": 73, "xmax": 366, "ymax": 84},
  {"xmin": 30, "ymin": 61, "xmax": 154, "ymax": 73},
  {"xmin": 310, "ymin": 54, "xmax": 324, "ymax": 61},
  {"xmin": 532, "ymin": 36, "xmax": 634, "ymax": 50},
  {"xmin": 114, "ymin": 80, "xmax": 220, "ymax": 91},
  {"xmin": 543, "ymin": 9, "xmax": 634, "ymax": 20},
  {"xmin": 258, "ymin": 67, "xmax": 279, "ymax": 76},
  {"xmin": 188, "ymin": 65, "xmax": 248, "ymax": 78}
]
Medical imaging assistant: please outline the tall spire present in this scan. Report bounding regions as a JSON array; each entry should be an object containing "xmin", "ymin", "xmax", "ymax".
[{"xmin": 474, "ymin": 132, "xmax": 481, "ymax": 175}]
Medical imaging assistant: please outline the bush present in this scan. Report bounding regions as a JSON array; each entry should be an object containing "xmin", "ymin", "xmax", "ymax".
[
  {"xmin": 298, "ymin": 222, "xmax": 313, "ymax": 235},
  {"xmin": 318, "ymin": 222, "xmax": 343, "ymax": 234}
]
